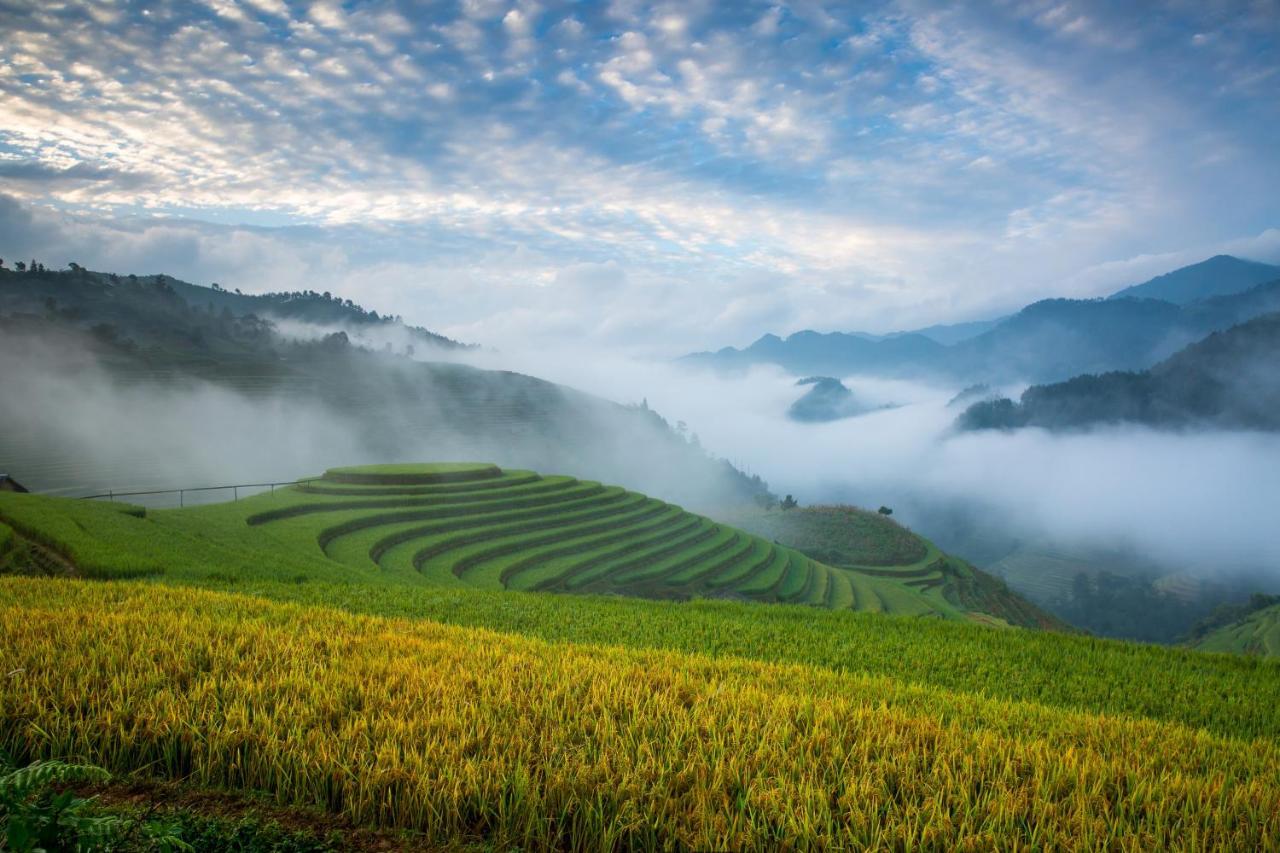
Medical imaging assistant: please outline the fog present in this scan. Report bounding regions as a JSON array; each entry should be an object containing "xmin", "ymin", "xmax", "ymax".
[
  {"xmin": 2, "ymin": 321, "xmax": 1277, "ymax": 586},
  {"xmin": 0, "ymin": 328, "xmax": 754, "ymax": 511},
  {"xmin": 456, "ymin": 343, "xmax": 1280, "ymax": 582}
]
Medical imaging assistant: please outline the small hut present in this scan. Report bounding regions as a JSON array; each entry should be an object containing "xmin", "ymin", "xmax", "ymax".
[{"xmin": 0, "ymin": 474, "xmax": 29, "ymax": 493}]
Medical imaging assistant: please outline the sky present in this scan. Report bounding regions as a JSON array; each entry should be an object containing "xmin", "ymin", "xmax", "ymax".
[{"xmin": 2, "ymin": 0, "xmax": 1279, "ymax": 354}]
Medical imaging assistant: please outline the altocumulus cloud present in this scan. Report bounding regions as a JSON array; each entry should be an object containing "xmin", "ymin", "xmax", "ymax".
[{"xmin": 0, "ymin": 0, "xmax": 1278, "ymax": 352}]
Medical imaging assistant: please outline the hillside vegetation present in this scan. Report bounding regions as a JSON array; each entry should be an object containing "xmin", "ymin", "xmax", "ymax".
[
  {"xmin": 2, "ymin": 466, "xmax": 1279, "ymax": 847},
  {"xmin": 959, "ymin": 312, "xmax": 1280, "ymax": 431},
  {"xmin": 0, "ymin": 464, "xmax": 987, "ymax": 620},
  {"xmin": 722, "ymin": 505, "xmax": 1066, "ymax": 630},
  {"xmin": 1191, "ymin": 597, "xmax": 1280, "ymax": 657},
  {"xmin": 0, "ymin": 265, "xmax": 771, "ymax": 509},
  {"xmin": 3, "ymin": 579, "xmax": 1278, "ymax": 850}
]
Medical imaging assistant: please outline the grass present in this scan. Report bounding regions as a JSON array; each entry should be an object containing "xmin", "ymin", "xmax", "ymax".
[
  {"xmin": 723, "ymin": 504, "xmax": 927, "ymax": 566},
  {"xmin": 1193, "ymin": 604, "xmax": 1280, "ymax": 657},
  {"xmin": 3, "ymin": 461, "xmax": 1280, "ymax": 847},
  {"xmin": 3, "ymin": 579, "xmax": 1278, "ymax": 850},
  {"xmin": 0, "ymin": 464, "xmax": 959, "ymax": 619},
  {"xmin": 720, "ymin": 504, "xmax": 1066, "ymax": 630}
]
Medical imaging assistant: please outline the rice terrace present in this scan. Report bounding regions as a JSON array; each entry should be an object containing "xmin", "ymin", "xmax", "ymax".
[{"xmin": 1, "ymin": 463, "xmax": 1279, "ymax": 849}]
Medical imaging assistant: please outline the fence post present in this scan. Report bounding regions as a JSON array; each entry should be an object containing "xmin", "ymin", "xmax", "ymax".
[
  {"xmin": 234, "ymin": 486, "xmax": 239, "ymax": 501},
  {"xmin": 179, "ymin": 490, "xmax": 184, "ymax": 508},
  {"xmin": 108, "ymin": 490, "xmax": 113, "ymax": 502}
]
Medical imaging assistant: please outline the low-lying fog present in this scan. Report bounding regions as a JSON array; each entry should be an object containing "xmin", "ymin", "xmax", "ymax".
[
  {"xmin": 463, "ymin": 344, "xmax": 1280, "ymax": 582},
  {"xmin": 3, "ymin": 326, "xmax": 1277, "ymax": 587}
]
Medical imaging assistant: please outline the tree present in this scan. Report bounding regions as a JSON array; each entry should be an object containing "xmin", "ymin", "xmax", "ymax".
[
  {"xmin": 68, "ymin": 261, "xmax": 82, "ymax": 272},
  {"xmin": 877, "ymin": 506, "xmax": 893, "ymax": 516},
  {"xmin": 781, "ymin": 494, "xmax": 798, "ymax": 510},
  {"xmin": 15, "ymin": 261, "xmax": 25, "ymax": 272},
  {"xmin": 0, "ymin": 258, "xmax": 5, "ymax": 268}
]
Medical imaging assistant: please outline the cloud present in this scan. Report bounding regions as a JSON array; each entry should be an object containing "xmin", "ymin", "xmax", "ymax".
[{"xmin": 0, "ymin": 0, "xmax": 1275, "ymax": 352}]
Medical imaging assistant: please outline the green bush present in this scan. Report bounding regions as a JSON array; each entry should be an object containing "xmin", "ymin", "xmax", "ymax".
[{"xmin": 0, "ymin": 754, "xmax": 188, "ymax": 852}]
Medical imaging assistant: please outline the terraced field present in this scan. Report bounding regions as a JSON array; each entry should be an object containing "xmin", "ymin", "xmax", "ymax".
[
  {"xmin": 248, "ymin": 463, "xmax": 951, "ymax": 613},
  {"xmin": 2, "ymin": 465, "xmax": 1279, "ymax": 848},
  {"xmin": 0, "ymin": 462, "xmax": 963, "ymax": 618},
  {"xmin": 1193, "ymin": 604, "xmax": 1280, "ymax": 657},
  {"xmin": 722, "ymin": 504, "xmax": 1064, "ymax": 628}
]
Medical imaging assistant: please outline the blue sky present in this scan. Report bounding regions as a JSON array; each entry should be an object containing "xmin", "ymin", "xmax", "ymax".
[{"xmin": 1, "ymin": 0, "xmax": 1278, "ymax": 352}]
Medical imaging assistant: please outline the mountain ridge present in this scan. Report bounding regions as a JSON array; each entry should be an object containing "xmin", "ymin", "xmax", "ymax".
[{"xmin": 683, "ymin": 255, "xmax": 1280, "ymax": 384}]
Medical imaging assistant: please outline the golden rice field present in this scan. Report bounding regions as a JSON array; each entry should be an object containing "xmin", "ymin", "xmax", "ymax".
[{"xmin": 2, "ymin": 578, "xmax": 1278, "ymax": 850}]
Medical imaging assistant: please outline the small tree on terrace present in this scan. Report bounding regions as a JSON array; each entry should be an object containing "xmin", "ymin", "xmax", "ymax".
[
  {"xmin": 15, "ymin": 261, "xmax": 25, "ymax": 272},
  {"xmin": 781, "ymin": 494, "xmax": 798, "ymax": 510},
  {"xmin": 878, "ymin": 506, "xmax": 893, "ymax": 516}
]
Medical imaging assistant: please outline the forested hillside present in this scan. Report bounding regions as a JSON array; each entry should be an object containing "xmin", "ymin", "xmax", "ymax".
[
  {"xmin": 0, "ymin": 264, "xmax": 771, "ymax": 510},
  {"xmin": 958, "ymin": 313, "xmax": 1280, "ymax": 431}
]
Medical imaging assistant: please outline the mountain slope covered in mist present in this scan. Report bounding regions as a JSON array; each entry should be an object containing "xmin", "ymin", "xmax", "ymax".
[
  {"xmin": 684, "ymin": 256, "xmax": 1280, "ymax": 384},
  {"xmin": 786, "ymin": 376, "xmax": 880, "ymax": 422},
  {"xmin": 957, "ymin": 312, "xmax": 1280, "ymax": 432},
  {"xmin": 0, "ymin": 265, "xmax": 769, "ymax": 510}
]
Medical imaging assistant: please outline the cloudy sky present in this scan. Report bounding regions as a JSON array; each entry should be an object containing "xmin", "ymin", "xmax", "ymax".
[{"xmin": 2, "ymin": 0, "xmax": 1278, "ymax": 353}]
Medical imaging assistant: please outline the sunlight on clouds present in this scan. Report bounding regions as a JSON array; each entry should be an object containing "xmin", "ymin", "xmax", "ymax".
[{"xmin": 0, "ymin": 0, "xmax": 1276, "ymax": 351}]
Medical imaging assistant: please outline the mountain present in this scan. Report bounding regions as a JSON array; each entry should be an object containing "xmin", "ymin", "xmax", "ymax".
[
  {"xmin": 786, "ymin": 377, "xmax": 879, "ymax": 422},
  {"xmin": 957, "ymin": 312, "xmax": 1280, "ymax": 431},
  {"xmin": 0, "ymin": 265, "xmax": 772, "ymax": 511},
  {"xmin": 684, "ymin": 257, "xmax": 1280, "ymax": 384},
  {"xmin": 0, "ymin": 265, "xmax": 468, "ymax": 354},
  {"xmin": 685, "ymin": 330, "xmax": 946, "ymax": 377},
  {"xmin": 901, "ymin": 318, "xmax": 1003, "ymax": 346},
  {"xmin": 1109, "ymin": 255, "xmax": 1280, "ymax": 304}
]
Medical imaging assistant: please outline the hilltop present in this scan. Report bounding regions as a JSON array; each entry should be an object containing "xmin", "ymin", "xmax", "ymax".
[
  {"xmin": 786, "ymin": 376, "xmax": 881, "ymax": 422},
  {"xmin": 1109, "ymin": 254, "xmax": 1280, "ymax": 304},
  {"xmin": 715, "ymin": 503, "xmax": 1067, "ymax": 630},
  {"xmin": 958, "ymin": 312, "xmax": 1280, "ymax": 432}
]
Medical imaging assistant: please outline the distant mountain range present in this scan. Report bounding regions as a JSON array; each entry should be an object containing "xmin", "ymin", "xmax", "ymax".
[
  {"xmin": 956, "ymin": 312, "xmax": 1280, "ymax": 432},
  {"xmin": 684, "ymin": 255, "xmax": 1280, "ymax": 384}
]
